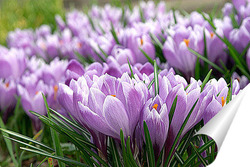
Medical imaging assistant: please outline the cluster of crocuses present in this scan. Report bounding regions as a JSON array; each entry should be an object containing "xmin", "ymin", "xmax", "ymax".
[
  {"xmin": 0, "ymin": 0, "xmax": 248, "ymax": 161},
  {"xmin": 6, "ymin": 1, "xmax": 250, "ymax": 83}
]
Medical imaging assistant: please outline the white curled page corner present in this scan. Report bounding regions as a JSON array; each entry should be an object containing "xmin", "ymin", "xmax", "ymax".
[{"xmin": 195, "ymin": 84, "xmax": 250, "ymax": 166}]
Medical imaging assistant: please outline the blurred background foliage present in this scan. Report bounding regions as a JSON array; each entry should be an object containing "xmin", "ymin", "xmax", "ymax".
[
  {"xmin": 0, "ymin": 0, "xmax": 229, "ymax": 45},
  {"xmin": 0, "ymin": 0, "xmax": 64, "ymax": 45}
]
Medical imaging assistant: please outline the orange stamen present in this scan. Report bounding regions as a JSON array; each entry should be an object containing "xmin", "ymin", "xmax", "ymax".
[
  {"xmin": 111, "ymin": 95, "xmax": 116, "ymax": 97},
  {"xmin": 140, "ymin": 38, "xmax": 144, "ymax": 46},
  {"xmin": 210, "ymin": 32, "xmax": 214, "ymax": 38},
  {"xmin": 183, "ymin": 39, "xmax": 190, "ymax": 47},
  {"xmin": 221, "ymin": 97, "xmax": 226, "ymax": 107},
  {"xmin": 77, "ymin": 42, "xmax": 82, "ymax": 49},
  {"xmin": 5, "ymin": 82, "xmax": 9, "ymax": 88},
  {"xmin": 36, "ymin": 91, "xmax": 39, "ymax": 95},
  {"xmin": 152, "ymin": 104, "xmax": 158, "ymax": 110},
  {"xmin": 54, "ymin": 85, "xmax": 58, "ymax": 100}
]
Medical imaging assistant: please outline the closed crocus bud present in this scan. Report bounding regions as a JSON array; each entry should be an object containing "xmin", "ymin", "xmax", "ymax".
[
  {"xmin": 76, "ymin": 73, "xmax": 148, "ymax": 139},
  {"xmin": 17, "ymin": 78, "xmax": 47, "ymax": 130},
  {"xmin": 66, "ymin": 10, "xmax": 90, "ymax": 36},
  {"xmin": 0, "ymin": 48, "xmax": 27, "ymax": 79},
  {"xmin": 0, "ymin": 79, "xmax": 17, "ymax": 112},
  {"xmin": 65, "ymin": 59, "xmax": 85, "ymax": 85},
  {"xmin": 35, "ymin": 25, "xmax": 51, "ymax": 38},
  {"xmin": 222, "ymin": 3, "xmax": 233, "ymax": 16},
  {"xmin": 232, "ymin": 0, "xmax": 247, "ymax": 12},
  {"xmin": 55, "ymin": 15, "xmax": 66, "ymax": 31},
  {"xmin": 111, "ymin": 45, "xmax": 136, "ymax": 65},
  {"xmin": 229, "ymin": 17, "xmax": 250, "ymax": 52},
  {"xmin": 41, "ymin": 58, "xmax": 68, "ymax": 86},
  {"xmin": 7, "ymin": 29, "xmax": 36, "ymax": 56},
  {"xmin": 232, "ymin": 72, "xmax": 249, "ymax": 89},
  {"xmin": 141, "ymin": 95, "xmax": 169, "ymax": 156}
]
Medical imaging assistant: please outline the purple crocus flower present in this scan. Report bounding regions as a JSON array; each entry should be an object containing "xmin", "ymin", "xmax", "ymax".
[
  {"xmin": 202, "ymin": 78, "xmax": 240, "ymax": 124},
  {"xmin": 204, "ymin": 28, "xmax": 227, "ymax": 64},
  {"xmin": 229, "ymin": 17, "xmax": 250, "ymax": 52},
  {"xmin": 111, "ymin": 45, "xmax": 136, "ymax": 65},
  {"xmin": 0, "ymin": 79, "xmax": 17, "ymax": 112},
  {"xmin": 125, "ymin": 25, "xmax": 156, "ymax": 64},
  {"xmin": 7, "ymin": 29, "xmax": 36, "ymax": 56},
  {"xmin": 141, "ymin": 95, "xmax": 169, "ymax": 156},
  {"xmin": 17, "ymin": 75, "xmax": 47, "ymax": 130},
  {"xmin": 68, "ymin": 73, "xmax": 149, "ymax": 139},
  {"xmin": 35, "ymin": 25, "xmax": 51, "ymax": 38},
  {"xmin": 232, "ymin": 72, "xmax": 249, "ymax": 89},
  {"xmin": 163, "ymin": 25, "xmax": 203, "ymax": 78},
  {"xmin": 0, "ymin": 48, "xmax": 27, "ymax": 79}
]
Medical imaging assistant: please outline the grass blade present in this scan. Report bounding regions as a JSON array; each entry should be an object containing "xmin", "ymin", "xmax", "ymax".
[
  {"xmin": 200, "ymin": 69, "xmax": 212, "ymax": 92},
  {"xmin": 188, "ymin": 48, "xmax": 224, "ymax": 74},
  {"xmin": 110, "ymin": 22, "xmax": 120, "ymax": 44},
  {"xmin": 0, "ymin": 117, "xmax": 18, "ymax": 166},
  {"xmin": 164, "ymin": 99, "xmax": 199, "ymax": 166},
  {"xmin": 127, "ymin": 58, "xmax": 135, "ymax": 79},
  {"xmin": 43, "ymin": 94, "xmax": 65, "ymax": 167},
  {"xmin": 169, "ymin": 96, "xmax": 178, "ymax": 126},
  {"xmin": 140, "ymin": 48, "xmax": 154, "ymax": 65},
  {"xmin": 143, "ymin": 121, "xmax": 155, "ymax": 167},
  {"xmin": 154, "ymin": 60, "xmax": 159, "ymax": 95},
  {"xmin": 20, "ymin": 147, "xmax": 88, "ymax": 167},
  {"xmin": 109, "ymin": 138, "xmax": 121, "ymax": 167},
  {"xmin": 190, "ymin": 142, "xmax": 209, "ymax": 166}
]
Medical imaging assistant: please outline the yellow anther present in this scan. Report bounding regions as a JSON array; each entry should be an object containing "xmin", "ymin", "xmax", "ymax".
[
  {"xmin": 140, "ymin": 38, "xmax": 144, "ymax": 46},
  {"xmin": 54, "ymin": 85, "xmax": 59, "ymax": 100},
  {"xmin": 152, "ymin": 104, "xmax": 158, "ymax": 110},
  {"xmin": 183, "ymin": 39, "xmax": 190, "ymax": 47},
  {"xmin": 210, "ymin": 32, "xmax": 214, "ymax": 38},
  {"xmin": 111, "ymin": 95, "xmax": 116, "ymax": 97},
  {"xmin": 221, "ymin": 96, "xmax": 226, "ymax": 107},
  {"xmin": 5, "ymin": 82, "xmax": 9, "ymax": 88}
]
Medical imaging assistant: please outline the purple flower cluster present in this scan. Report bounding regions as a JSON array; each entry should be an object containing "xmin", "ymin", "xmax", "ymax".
[
  {"xmin": 58, "ymin": 70, "xmax": 240, "ymax": 156},
  {"xmin": 0, "ymin": 0, "xmax": 248, "ymax": 158}
]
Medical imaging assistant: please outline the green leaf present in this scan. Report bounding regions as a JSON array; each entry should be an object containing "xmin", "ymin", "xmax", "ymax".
[
  {"xmin": 172, "ymin": 8, "xmax": 177, "ymax": 24},
  {"xmin": 150, "ymin": 33, "xmax": 164, "ymax": 49},
  {"xmin": 183, "ymin": 139, "xmax": 216, "ymax": 167},
  {"xmin": 140, "ymin": 48, "xmax": 154, "ymax": 65},
  {"xmin": 120, "ymin": 129, "xmax": 129, "ymax": 166},
  {"xmin": 43, "ymin": 94, "xmax": 65, "ymax": 167},
  {"xmin": 164, "ymin": 99, "xmax": 199, "ymax": 166},
  {"xmin": 169, "ymin": 96, "xmax": 178, "ymax": 126},
  {"xmin": 241, "ymin": 42, "xmax": 250, "ymax": 57},
  {"xmin": 49, "ymin": 108, "xmax": 90, "ymax": 141},
  {"xmin": 195, "ymin": 58, "xmax": 200, "ymax": 80},
  {"xmin": 0, "ymin": 128, "xmax": 54, "ymax": 151},
  {"xmin": 154, "ymin": 60, "xmax": 159, "ymax": 95},
  {"xmin": 126, "ymin": 136, "xmax": 139, "ymax": 167},
  {"xmin": 203, "ymin": 29, "xmax": 208, "ymax": 72},
  {"xmin": 188, "ymin": 48, "xmax": 224, "ymax": 74},
  {"xmin": 143, "ymin": 121, "xmax": 155, "ymax": 167},
  {"xmin": 127, "ymin": 58, "xmax": 135, "ymax": 79},
  {"xmin": 109, "ymin": 138, "xmax": 121, "ymax": 167},
  {"xmin": 139, "ymin": 6, "xmax": 145, "ymax": 22},
  {"xmin": 110, "ymin": 22, "xmax": 120, "ymax": 44},
  {"xmin": 93, "ymin": 48, "xmax": 106, "ymax": 62},
  {"xmin": 200, "ymin": 69, "xmax": 212, "ymax": 92},
  {"xmin": 98, "ymin": 46, "xmax": 109, "ymax": 58},
  {"xmin": 0, "ymin": 117, "xmax": 18, "ymax": 167},
  {"xmin": 190, "ymin": 142, "xmax": 209, "ymax": 166},
  {"xmin": 20, "ymin": 147, "xmax": 88, "ymax": 167},
  {"xmin": 3, "ymin": 136, "xmax": 50, "ymax": 154}
]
